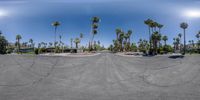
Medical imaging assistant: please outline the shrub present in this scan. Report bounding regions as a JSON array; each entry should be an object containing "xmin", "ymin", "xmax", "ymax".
[{"xmin": 34, "ymin": 48, "xmax": 39, "ymax": 54}]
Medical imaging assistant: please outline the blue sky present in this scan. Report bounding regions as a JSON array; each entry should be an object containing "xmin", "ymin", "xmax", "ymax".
[{"xmin": 0, "ymin": 0, "xmax": 200, "ymax": 47}]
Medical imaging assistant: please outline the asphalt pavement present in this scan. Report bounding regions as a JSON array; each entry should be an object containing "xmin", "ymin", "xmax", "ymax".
[{"xmin": 0, "ymin": 53, "xmax": 200, "ymax": 100}]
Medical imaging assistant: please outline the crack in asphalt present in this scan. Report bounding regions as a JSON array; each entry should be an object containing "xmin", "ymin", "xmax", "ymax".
[{"xmin": 0, "ymin": 56, "xmax": 59, "ymax": 87}]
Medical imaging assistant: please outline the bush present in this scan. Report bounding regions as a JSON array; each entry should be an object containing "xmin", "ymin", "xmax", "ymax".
[
  {"xmin": 54, "ymin": 47, "xmax": 61, "ymax": 53},
  {"xmin": 6, "ymin": 48, "xmax": 13, "ymax": 54},
  {"xmin": 34, "ymin": 48, "xmax": 39, "ymax": 55}
]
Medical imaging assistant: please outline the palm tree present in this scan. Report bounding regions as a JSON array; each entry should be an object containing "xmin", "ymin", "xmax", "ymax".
[
  {"xmin": 151, "ymin": 31, "xmax": 161, "ymax": 54},
  {"xmin": 0, "ymin": 31, "xmax": 2, "ymax": 36},
  {"xmin": 127, "ymin": 30, "xmax": 132, "ymax": 43},
  {"xmin": 191, "ymin": 40, "xmax": 194, "ymax": 48},
  {"xmin": 180, "ymin": 22, "xmax": 188, "ymax": 55},
  {"xmin": 157, "ymin": 24, "xmax": 164, "ymax": 33},
  {"xmin": 91, "ymin": 17, "xmax": 100, "ymax": 50},
  {"xmin": 149, "ymin": 21, "xmax": 157, "ymax": 32},
  {"xmin": 97, "ymin": 40, "xmax": 100, "ymax": 46},
  {"xmin": 173, "ymin": 38, "xmax": 176, "ymax": 52},
  {"xmin": 119, "ymin": 32, "xmax": 124, "ymax": 51},
  {"xmin": 49, "ymin": 42, "xmax": 53, "ymax": 47},
  {"xmin": 16, "ymin": 34, "xmax": 22, "ymax": 53},
  {"xmin": 74, "ymin": 38, "xmax": 80, "ymax": 48},
  {"xmin": 162, "ymin": 35, "xmax": 168, "ymax": 46},
  {"xmin": 189, "ymin": 40, "xmax": 191, "ymax": 46},
  {"xmin": 70, "ymin": 38, "xmax": 73, "ymax": 48},
  {"xmin": 52, "ymin": 21, "xmax": 61, "ymax": 47},
  {"xmin": 176, "ymin": 37, "xmax": 180, "ymax": 51},
  {"xmin": 29, "ymin": 38, "xmax": 33, "ymax": 48},
  {"xmin": 196, "ymin": 31, "xmax": 200, "ymax": 49},
  {"xmin": 124, "ymin": 34, "xmax": 129, "ymax": 51},
  {"xmin": 80, "ymin": 33, "xmax": 83, "ymax": 39},
  {"xmin": 162, "ymin": 35, "xmax": 168, "ymax": 52},
  {"xmin": 115, "ymin": 28, "xmax": 121, "ymax": 41},
  {"xmin": 178, "ymin": 33, "xmax": 182, "ymax": 51},
  {"xmin": 144, "ymin": 19, "xmax": 154, "ymax": 54},
  {"xmin": 127, "ymin": 30, "xmax": 132, "ymax": 51}
]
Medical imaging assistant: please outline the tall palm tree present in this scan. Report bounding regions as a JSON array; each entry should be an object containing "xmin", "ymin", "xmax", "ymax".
[
  {"xmin": 91, "ymin": 17, "xmax": 100, "ymax": 50},
  {"xmin": 180, "ymin": 22, "xmax": 188, "ymax": 55},
  {"xmin": 196, "ymin": 31, "xmax": 200, "ymax": 49},
  {"xmin": 144, "ymin": 19, "xmax": 152, "ymax": 34},
  {"xmin": 16, "ymin": 34, "xmax": 22, "ymax": 53},
  {"xmin": 74, "ymin": 38, "xmax": 80, "ymax": 48},
  {"xmin": 144, "ymin": 19, "xmax": 153, "ymax": 54},
  {"xmin": 52, "ymin": 21, "xmax": 61, "ymax": 47}
]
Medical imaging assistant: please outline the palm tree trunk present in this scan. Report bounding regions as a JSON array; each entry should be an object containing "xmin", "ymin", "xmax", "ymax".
[
  {"xmin": 91, "ymin": 34, "xmax": 95, "ymax": 50},
  {"xmin": 18, "ymin": 40, "xmax": 20, "ymax": 53},
  {"xmin": 76, "ymin": 43, "xmax": 78, "ymax": 48},
  {"xmin": 148, "ymin": 26, "xmax": 152, "ymax": 54},
  {"xmin": 198, "ymin": 38, "xmax": 200, "ymax": 49},
  {"xmin": 54, "ymin": 26, "xmax": 57, "ymax": 48},
  {"xmin": 184, "ymin": 29, "xmax": 186, "ymax": 55}
]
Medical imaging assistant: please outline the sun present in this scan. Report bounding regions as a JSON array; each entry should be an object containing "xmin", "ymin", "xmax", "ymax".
[
  {"xmin": 0, "ymin": 10, "xmax": 7, "ymax": 17},
  {"xmin": 184, "ymin": 10, "xmax": 200, "ymax": 18}
]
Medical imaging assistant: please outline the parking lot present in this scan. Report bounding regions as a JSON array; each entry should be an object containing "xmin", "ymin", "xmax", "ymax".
[{"xmin": 0, "ymin": 54, "xmax": 200, "ymax": 100}]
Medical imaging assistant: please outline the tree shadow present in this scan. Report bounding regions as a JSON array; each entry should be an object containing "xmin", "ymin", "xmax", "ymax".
[{"xmin": 168, "ymin": 55, "xmax": 184, "ymax": 59}]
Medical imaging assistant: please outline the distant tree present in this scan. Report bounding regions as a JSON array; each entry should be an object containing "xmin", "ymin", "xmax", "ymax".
[
  {"xmin": 196, "ymin": 31, "xmax": 200, "ymax": 49},
  {"xmin": 80, "ymin": 33, "xmax": 83, "ymax": 39},
  {"xmin": 162, "ymin": 35, "xmax": 168, "ymax": 46},
  {"xmin": 130, "ymin": 43, "xmax": 137, "ymax": 52},
  {"xmin": 74, "ymin": 38, "xmax": 80, "ymax": 48},
  {"xmin": 119, "ymin": 32, "xmax": 125, "ymax": 51},
  {"xmin": 97, "ymin": 40, "xmax": 100, "ymax": 46},
  {"xmin": 70, "ymin": 38, "xmax": 73, "ymax": 48},
  {"xmin": 49, "ymin": 42, "xmax": 53, "ymax": 47},
  {"xmin": 16, "ymin": 34, "xmax": 22, "ymax": 53},
  {"xmin": 29, "ymin": 38, "xmax": 33, "ymax": 47},
  {"xmin": 180, "ymin": 22, "xmax": 188, "ymax": 55},
  {"xmin": 0, "ymin": 32, "xmax": 8, "ymax": 54}
]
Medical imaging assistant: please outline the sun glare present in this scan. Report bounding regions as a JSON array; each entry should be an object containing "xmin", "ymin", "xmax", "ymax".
[
  {"xmin": 184, "ymin": 10, "xmax": 200, "ymax": 18},
  {"xmin": 0, "ymin": 10, "xmax": 7, "ymax": 17}
]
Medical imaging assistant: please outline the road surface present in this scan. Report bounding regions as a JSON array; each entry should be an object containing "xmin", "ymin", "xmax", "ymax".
[{"xmin": 0, "ymin": 53, "xmax": 200, "ymax": 100}]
